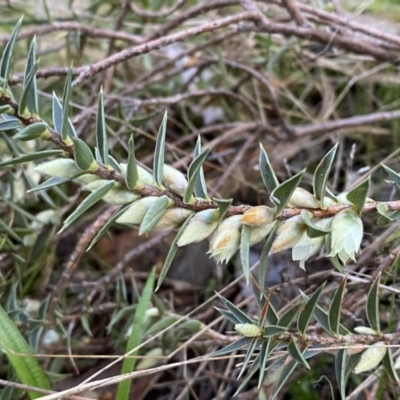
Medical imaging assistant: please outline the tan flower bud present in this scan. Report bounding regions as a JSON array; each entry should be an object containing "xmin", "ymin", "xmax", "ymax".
[
  {"xmin": 209, "ymin": 215, "xmax": 241, "ymax": 263},
  {"xmin": 153, "ymin": 208, "xmax": 193, "ymax": 231},
  {"xmin": 271, "ymin": 216, "xmax": 306, "ymax": 253},
  {"xmin": 353, "ymin": 342, "xmax": 387, "ymax": 374},
  {"xmin": 34, "ymin": 158, "xmax": 82, "ymax": 178},
  {"xmin": 240, "ymin": 206, "xmax": 275, "ymax": 226},
  {"xmin": 289, "ymin": 187, "xmax": 321, "ymax": 209}
]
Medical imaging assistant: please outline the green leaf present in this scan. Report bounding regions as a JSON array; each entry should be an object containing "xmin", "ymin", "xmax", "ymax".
[
  {"xmin": 366, "ymin": 272, "xmax": 381, "ymax": 332},
  {"xmin": 270, "ymin": 358, "xmax": 298, "ymax": 400},
  {"xmin": 297, "ymin": 282, "xmax": 326, "ymax": 335},
  {"xmin": 271, "ymin": 169, "xmax": 306, "ymax": 215},
  {"xmin": 60, "ymin": 181, "xmax": 115, "ymax": 233},
  {"xmin": 52, "ymin": 92, "xmax": 62, "ymax": 134},
  {"xmin": 382, "ymin": 164, "xmax": 400, "ymax": 190},
  {"xmin": 156, "ymin": 214, "xmax": 194, "ymax": 290},
  {"xmin": 0, "ymin": 304, "xmax": 51, "ymax": 399},
  {"xmin": 27, "ymin": 176, "xmax": 70, "ymax": 192},
  {"xmin": 22, "ymin": 38, "xmax": 38, "ymax": 115},
  {"xmin": 240, "ymin": 225, "xmax": 251, "ymax": 284},
  {"xmin": 238, "ymin": 338, "xmax": 260, "ymax": 378},
  {"xmin": 0, "ymin": 119, "xmax": 21, "ymax": 131},
  {"xmin": 347, "ymin": 177, "xmax": 370, "ymax": 215},
  {"xmin": 277, "ymin": 305, "xmax": 299, "ymax": 328},
  {"xmin": 210, "ymin": 337, "xmax": 253, "ymax": 357},
  {"xmin": 125, "ymin": 134, "xmax": 141, "ymax": 190},
  {"xmin": 96, "ymin": 88, "xmax": 109, "ymax": 164},
  {"xmin": 288, "ymin": 338, "xmax": 310, "ymax": 369},
  {"xmin": 72, "ymin": 136, "xmax": 97, "ymax": 171},
  {"xmin": 193, "ymin": 136, "xmax": 209, "ymax": 200},
  {"xmin": 328, "ymin": 275, "xmax": 347, "ymax": 335},
  {"xmin": 313, "ymin": 144, "xmax": 337, "ymax": 208},
  {"xmin": 259, "ymin": 144, "xmax": 279, "ymax": 193},
  {"xmin": 0, "ymin": 17, "xmax": 23, "ymax": 84},
  {"xmin": 139, "ymin": 195, "xmax": 170, "ymax": 235},
  {"xmin": 14, "ymin": 122, "xmax": 48, "ymax": 141},
  {"xmin": 214, "ymin": 198, "xmax": 232, "ymax": 221},
  {"xmin": 0, "ymin": 150, "xmax": 62, "ymax": 167},
  {"xmin": 258, "ymin": 223, "xmax": 279, "ymax": 295},
  {"xmin": 382, "ymin": 348, "xmax": 400, "ymax": 386},
  {"xmin": 184, "ymin": 147, "xmax": 212, "ymax": 204},
  {"xmin": 216, "ymin": 293, "xmax": 255, "ymax": 325},
  {"xmin": 215, "ymin": 307, "xmax": 242, "ymax": 325},
  {"xmin": 153, "ymin": 111, "xmax": 167, "ymax": 186},
  {"xmin": 61, "ymin": 68, "xmax": 74, "ymax": 142},
  {"xmin": 300, "ymin": 210, "xmax": 331, "ymax": 238},
  {"xmin": 107, "ymin": 154, "xmax": 122, "ymax": 173},
  {"xmin": 335, "ymin": 348, "xmax": 347, "ymax": 400},
  {"xmin": 116, "ymin": 268, "xmax": 155, "ymax": 400},
  {"xmin": 263, "ymin": 325, "xmax": 287, "ymax": 337},
  {"xmin": 0, "ymin": 105, "xmax": 12, "ymax": 114},
  {"xmin": 87, "ymin": 204, "xmax": 131, "ymax": 251}
]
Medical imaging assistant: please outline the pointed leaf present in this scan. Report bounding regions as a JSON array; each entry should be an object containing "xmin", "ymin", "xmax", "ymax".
[
  {"xmin": 0, "ymin": 17, "xmax": 23, "ymax": 84},
  {"xmin": 210, "ymin": 337, "xmax": 253, "ymax": 357},
  {"xmin": 263, "ymin": 325, "xmax": 287, "ymax": 337},
  {"xmin": 0, "ymin": 150, "xmax": 62, "ymax": 167},
  {"xmin": 215, "ymin": 293, "xmax": 255, "ymax": 325},
  {"xmin": 300, "ymin": 210, "xmax": 331, "ymax": 238},
  {"xmin": 0, "ymin": 105, "xmax": 12, "ymax": 114},
  {"xmin": 238, "ymin": 338, "xmax": 259, "ymax": 378},
  {"xmin": 52, "ymin": 92, "xmax": 62, "ymax": 134},
  {"xmin": 258, "ymin": 340, "xmax": 270, "ymax": 388},
  {"xmin": 184, "ymin": 147, "xmax": 212, "ymax": 204},
  {"xmin": 313, "ymin": 144, "xmax": 338, "ymax": 208},
  {"xmin": 278, "ymin": 305, "xmax": 299, "ymax": 328},
  {"xmin": 27, "ymin": 176, "xmax": 70, "ymax": 192},
  {"xmin": 347, "ymin": 177, "xmax": 370, "ymax": 215},
  {"xmin": 271, "ymin": 169, "xmax": 306, "ymax": 215},
  {"xmin": 22, "ymin": 38, "xmax": 38, "ymax": 115},
  {"xmin": 258, "ymin": 223, "xmax": 279, "ymax": 295},
  {"xmin": 240, "ymin": 224, "xmax": 251, "ymax": 285},
  {"xmin": 328, "ymin": 275, "xmax": 347, "ymax": 335},
  {"xmin": 336, "ymin": 348, "xmax": 347, "ymax": 400},
  {"xmin": 366, "ymin": 272, "xmax": 381, "ymax": 332},
  {"xmin": 194, "ymin": 136, "xmax": 209, "ymax": 199},
  {"xmin": 270, "ymin": 358, "xmax": 298, "ymax": 400},
  {"xmin": 382, "ymin": 348, "xmax": 400, "ymax": 387},
  {"xmin": 107, "ymin": 154, "xmax": 122, "ymax": 172},
  {"xmin": 297, "ymin": 282, "xmax": 326, "ymax": 335},
  {"xmin": 139, "ymin": 195, "xmax": 170, "ymax": 235},
  {"xmin": 153, "ymin": 111, "xmax": 167, "ymax": 186},
  {"xmin": 288, "ymin": 338, "xmax": 310, "ymax": 369},
  {"xmin": 14, "ymin": 122, "xmax": 48, "ymax": 141},
  {"xmin": 0, "ymin": 119, "xmax": 21, "ymax": 131},
  {"xmin": 60, "ymin": 181, "xmax": 115, "ymax": 232},
  {"xmin": 382, "ymin": 164, "xmax": 400, "ymax": 190},
  {"xmin": 72, "ymin": 136, "xmax": 97, "ymax": 171},
  {"xmin": 214, "ymin": 198, "xmax": 232, "ymax": 221},
  {"xmin": 214, "ymin": 307, "xmax": 242, "ymax": 325},
  {"xmin": 125, "ymin": 134, "xmax": 141, "ymax": 190},
  {"xmin": 156, "ymin": 214, "xmax": 194, "ymax": 290},
  {"xmin": 96, "ymin": 88, "xmax": 108, "ymax": 164},
  {"xmin": 259, "ymin": 144, "xmax": 279, "ymax": 193},
  {"xmin": 61, "ymin": 67, "xmax": 73, "ymax": 142}
]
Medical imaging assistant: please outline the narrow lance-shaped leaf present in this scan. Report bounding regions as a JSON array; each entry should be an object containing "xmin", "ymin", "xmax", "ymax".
[
  {"xmin": 335, "ymin": 348, "xmax": 347, "ymax": 400},
  {"xmin": 139, "ymin": 195, "xmax": 171, "ymax": 235},
  {"xmin": 382, "ymin": 348, "xmax": 400, "ymax": 387},
  {"xmin": 156, "ymin": 214, "xmax": 194, "ymax": 291},
  {"xmin": 116, "ymin": 267, "xmax": 156, "ymax": 400},
  {"xmin": 347, "ymin": 177, "xmax": 370, "ymax": 215},
  {"xmin": 61, "ymin": 67, "xmax": 74, "ymax": 143},
  {"xmin": 0, "ymin": 17, "xmax": 23, "ymax": 85},
  {"xmin": 297, "ymin": 282, "xmax": 326, "ymax": 335},
  {"xmin": 0, "ymin": 105, "xmax": 12, "ymax": 114},
  {"xmin": 210, "ymin": 336, "xmax": 253, "ymax": 357},
  {"xmin": 27, "ymin": 176, "xmax": 71, "ymax": 193},
  {"xmin": 214, "ymin": 198, "xmax": 232, "ymax": 221},
  {"xmin": 288, "ymin": 338, "xmax": 310, "ymax": 369},
  {"xmin": 259, "ymin": 223, "xmax": 279, "ymax": 295},
  {"xmin": 19, "ymin": 61, "xmax": 39, "ymax": 118},
  {"xmin": 52, "ymin": 92, "xmax": 62, "ymax": 134},
  {"xmin": 328, "ymin": 275, "xmax": 347, "ymax": 335},
  {"xmin": 194, "ymin": 136, "xmax": 209, "ymax": 199},
  {"xmin": 126, "ymin": 134, "xmax": 142, "ymax": 190},
  {"xmin": 238, "ymin": 338, "xmax": 260, "ymax": 378},
  {"xmin": 96, "ymin": 88, "xmax": 109, "ymax": 165},
  {"xmin": 271, "ymin": 168, "xmax": 306, "ymax": 215},
  {"xmin": 0, "ymin": 119, "xmax": 21, "ymax": 131},
  {"xmin": 72, "ymin": 136, "xmax": 98, "ymax": 172},
  {"xmin": 23, "ymin": 37, "xmax": 38, "ymax": 115},
  {"xmin": 0, "ymin": 150, "xmax": 62, "ymax": 167},
  {"xmin": 59, "ymin": 181, "xmax": 115, "ymax": 233},
  {"xmin": 270, "ymin": 358, "xmax": 298, "ymax": 400},
  {"xmin": 153, "ymin": 111, "xmax": 167, "ymax": 186},
  {"xmin": 215, "ymin": 293, "xmax": 255, "ymax": 325},
  {"xmin": 14, "ymin": 122, "xmax": 49, "ymax": 141},
  {"xmin": 300, "ymin": 210, "xmax": 331, "ymax": 238},
  {"xmin": 313, "ymin": 143, "xmax": 337, "ymax": 209},
  {"xmin": 259, "ymin": 144, "xmax": 279, "ymax": 193},
  {"xmin": 366, "ymin": 272, "xmax": 381, "ymax": 332},
  {"xmin": 184, "ymin": 147, "xmax": 212, "ymax": 204},
  {"xmin": 240, "ymin": 225, "xmax": 251, "ymax": 285},
  {"xmin": 382, "ymin": 163, "xmax": 400, "ymax": 190}
]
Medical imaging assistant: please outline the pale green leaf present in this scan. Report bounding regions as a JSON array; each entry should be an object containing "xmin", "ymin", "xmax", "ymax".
[
  {"xmin": 96, "ymin": 88, "xmax": 108, "ymax": 164},
  {"xmin": 72, "ymin": 136, "xmax": 97, "ymax": 171},
  {"xmin": 0, "ymin": 150, "xmax": 62, "ymax": 167},
  {"xmin": 382, "ymin": 164, "xmax": 400, "ymax": 190},
  {"xmin": 259, "ymin": 144, "xmax": 279, "ymax": 193},
  {"xmin": 23, "ymin": 38, "xmax": 38, "ymax": 115},
  {"xmin": 262, "ymin": 325, "xmax": 287, "ymax": 337},
  {"xmin": 139, "ymin": 195, "xmax": 170, "ymax": 235},
  {"xmin": 382, "ymin": 348, "xmax": 400, "ymax": 386},
  {"xmin": 240, "ymin": 224, "xmax": 251, "ymax": 284},
  {"xmin": 0, "ymin": 119, "xmax": 21, "ymax": 131},
  {"xmin": 61, "ymin": 67, "xmax": 74, "ymax": 142},
  {"xmin": 347, "ymin": 177, "xmax": 370, "ymax": 215},
  {"xmin": 125, "ymin": 134, "xmax": 141, "ymax": 190},
  {"xmin": 270, "ymin": 358, "xmax": 298, "ymax": 400},
  {"xmin": 210, "ymin": 337, "xmax": 253, "ymax": 357},
  {"xmin": 288, "ymin": 338, "xmax": 310, "ymax": 369},
  {"xmin": 328, "ymin": 275, "xmax": 347, "ymax": 335},
  {"xmin": 153, "ymin": 111, "xmax": 167, "ymax": 186},
  {"xmin": 366, "ymin": 272, "xmax": 381, "ymax": 332},
  {"xmin": 213, "ymin": 198, "xmax": 232, "ymax": 221},
  {"xmin": 238, "ymin": 338, "xmax": 260, "ymax": 378},
  {"xmin": 52, "ymin": 92, "xmax": 62, "ymax": 134},
  {"xmin": 194, "ymin": 136, "xmax": 209, "ymax": 199},
  {"xmin": 27, "ymin": 176, "xmax": 70, "ymax": 193},
  {"xmin": 336, "ymin": 348, "xmax": 347, "ymax": 400},
  {"xmin": 14, "ymin": 122, "xmax": 47, "ymax": 141},
  {"xmin": 300, "ymin": 210, "xmax": 331, "ymax": 238},
  {"xmin": 313, "ymin": 144, "xmax": 337, "ymax": 208}
]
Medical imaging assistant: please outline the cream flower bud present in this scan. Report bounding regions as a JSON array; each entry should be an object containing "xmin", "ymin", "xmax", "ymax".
[
  {"xmin": 209, "ymin": 215, "xmax": 241, "ymax": 263},
  {"xmin": 162, "ymin": 164, "xmax": 188, "ymax": 197},
  {"xmin": 289, "ymin": 187, "xmax": 321, "ymax": 209},
  {"xmin": 177, "ymin": 209, "xmax": 219, "ymax": 246},
  {"xmin": 354, "ymin": 326, "xmax": 380, "ymax": 335},
  {"xmin": 354, "ymin": 342, "xmax": 387, "ymax": 374},
  {"xmin": 116, "ymin": 197, "xmax": 159, "ymax": 224},
  {"xmin": 76, "ymin": 174, "xmax": 102, "ymax": 185},
  {"xmin": 102, "ymin": 188, "xmax": 140, "ymax": 204},
  {"xmin": 271, "ymin": 215, "xmax": 306, "ymax": 253},
  {"xmin": 328, "ymin": 209, "xmax": 363, "ymax": 264},
  {"xmin": 85, "ymin": 179, "xmax": 109, "ymax": 191},
  {"xmin": 235, "ymin": 323, "xmax": 262, "ymax": 337},
  {"xmin": 34, "ymin": 158, "xmax": 82, "ymax": 178},
  {"xmin": 292, "ymin": 233, "xmax": 324, "ymax": 270},
  {"xmin": 240, "ymin": 206, "xmax": 275, "ymax": 226},
  {"xmin": 153, "ymin": 208, "xmax": 193, "ymax": 231},
  {"xmin": 120, "ymin": 163, "xmax": 162, "ymax": 188},
  {"xmin": 249, "ymin": 221, "xmax": 277, "ymax": 245}
]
